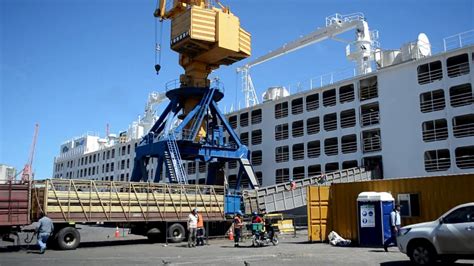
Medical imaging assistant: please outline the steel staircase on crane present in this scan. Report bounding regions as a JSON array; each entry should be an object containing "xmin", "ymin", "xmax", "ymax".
[{"xmin": 165, "ymin": 134, "xmax": 188, "ymax": 184}]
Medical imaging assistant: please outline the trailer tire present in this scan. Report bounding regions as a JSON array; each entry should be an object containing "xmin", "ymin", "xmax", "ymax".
[
  {"xmin": 56, "ymin": 227, "xmax": 80, "ymax": 250},
  {"xmin": 167, "ymin": 223, "xmax": 185, "ymax": 243},
  {"xmin": 146, "ymin": 228, "xmax": 161, "ymax": 243}
]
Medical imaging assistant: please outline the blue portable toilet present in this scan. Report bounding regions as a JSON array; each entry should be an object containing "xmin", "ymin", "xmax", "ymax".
[{"xmin": 357, "ymin": 192, "xmax": 394, "ymax": 246}]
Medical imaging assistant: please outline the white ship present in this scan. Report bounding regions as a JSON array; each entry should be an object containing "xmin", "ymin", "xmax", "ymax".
[{"xmin": 53, "ymin": 14, "xmax": 474, "ymax": 188}]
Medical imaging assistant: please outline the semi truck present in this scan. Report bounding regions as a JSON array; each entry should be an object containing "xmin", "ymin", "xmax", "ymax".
[{"xmin": 0, "ymin": 179, "xmax": 228, "ymax": 250}]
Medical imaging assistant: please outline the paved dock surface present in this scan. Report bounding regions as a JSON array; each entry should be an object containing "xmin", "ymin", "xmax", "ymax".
[{"xmin": 1, "ymin": 226, "xmax": 473, "ymax": 266}]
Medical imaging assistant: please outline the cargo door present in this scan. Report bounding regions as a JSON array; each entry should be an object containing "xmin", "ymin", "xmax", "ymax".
[{"xmin": 307, "ymin": 186, "xmax": 329, "ymax": 242}]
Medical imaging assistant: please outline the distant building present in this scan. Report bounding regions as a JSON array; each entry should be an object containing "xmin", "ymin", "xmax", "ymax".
[{"xmin": 0, "ymin": 164, "xmax": 17, "ymax": 183}]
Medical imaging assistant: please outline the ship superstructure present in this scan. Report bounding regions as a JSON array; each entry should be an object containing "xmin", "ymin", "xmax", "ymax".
[{"xmin": 53, "ymin": 17, "xmax": 474, "ymax": 188}]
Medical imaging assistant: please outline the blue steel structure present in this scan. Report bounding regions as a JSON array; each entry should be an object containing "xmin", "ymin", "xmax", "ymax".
[{"xmin": 131, "ymin": 81, "xmax": 259, "ymax": 190}]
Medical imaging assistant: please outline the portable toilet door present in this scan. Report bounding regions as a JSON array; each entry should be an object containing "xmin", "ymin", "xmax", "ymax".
[{"xmin": 357, "ymin": 192, "xmax": 394, "ymax": 246}]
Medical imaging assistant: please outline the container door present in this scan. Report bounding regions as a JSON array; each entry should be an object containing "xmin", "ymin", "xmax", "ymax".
[
  {"xmin": 382, "ymin": 201, "xmax": 394, "ymax": 242},
  {"xmin": 307, "ymin": 186, "xmax": 329, "ymax": 242}
]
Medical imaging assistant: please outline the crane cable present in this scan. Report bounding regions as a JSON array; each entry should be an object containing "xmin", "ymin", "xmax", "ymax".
[{"xmin": 154, "ymin": 0, "xmax": 164, "ymax": 72}]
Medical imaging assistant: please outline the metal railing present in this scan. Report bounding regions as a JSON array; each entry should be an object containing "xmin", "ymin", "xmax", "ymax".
[
  {"xmin": 450, "ymin": 90, "xmax": 473, "ymax": 107},
  {"xmin": 307, "ymin": 123, "xmax": 320, "ymax": 135},
  {"xmin": 363, "ymin": 137, "xmax": 381, "ymax": 153},
  {"xmin": 339, "ymin": 91, "xmax": 355, "ymax": 103},
  {"xmin": 324, "ymin": 120, "xmax": 337, "ymax": 131},
  {"xmin": 340, "ymin": 115, "xmax": 356, "ymax": 128},
  {"xmin": 456, "ymin": 155, "xmax": 474, "ymax": 169},
  {"xmin": 418, "ymin": 68, "xmax": 443, "ymax": 85},
  {"xmin": 274, "ymin": 107, "xmax": 288, "ymax": 119},
  {"xmin": 443, "ymin": 29, "xmax": 474, "ymax": 51},
  {"xmin": 275, "ymin": 150, "xmax": 290, "ymax": 163},
  {"xmin": 291, "ymin": 104, "xmax": 304, "ymax": 115},
  {"xmin": 447, "ymin": 61, "xmax": 470, "ymax": 78},
  {"xmin": 307, "ymin": 146, "xmax": 321, "ymax": 158},
  {"xmin": 323, "ymin": 95, "xmax": 337, "ymax": 107},
  {"xmin": 341, "ymin": 141, "xmax": 358, "ymax": 154},
  {"xmin": 292, "ymin": 126, "xmax": 304, "ymax": 137},
  {"xmin": 275, "ymin": 129, "xmax": 289, "ymax": 141},
  {"xmin": 251, "ymin": 156, "xmax": 262, "ymax": 166},
  {"xmin": 251, "ymin": 114, "xmax": 262, "ymax": 124},
  {"xmin": 453, "ymin": 122, "xmax": 474, "ymax": 138},
  {"xmin": 360, "ymin": 85, "xmax": 378, "ymax": 101},
  {"xmin": 361, "ymin": 112, "xmax": 380, "ymax": 127},
  {"xmin": 240, "ymin": 117, "xmax": 249, "ymax": 127},
  {"xmin": 292, "ymin": 149, "xmax": 305, "ymax": 160},
  {"xmin": 324, "ymin": 144, "xmax": 339, "ymax": 156},
  {"xmin": 422, "ymin": 128, "xmax": 449, "ymax": 142},
  {"xmin": 425, "ymin": 159, "xmax": 451, "ymax": 172},
  {"xmin": 251, "ymin": 135, "xmax": 262, "ymax": 145},
  {"xmin": 306, "ymin": 99, "xmax": 319, "ymax": 111},
  {"xmin": 420, "ymin": 97, "xmax": 446, "ymax": 113},
  {"xmin": 164, "ymin": 78, "xmax": 225, "ymax": 92}
]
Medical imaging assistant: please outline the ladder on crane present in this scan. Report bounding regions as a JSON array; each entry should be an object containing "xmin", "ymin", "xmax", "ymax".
[{"xmin": 165, "ymin": 134, "xmax": 188, "ymax": 184}]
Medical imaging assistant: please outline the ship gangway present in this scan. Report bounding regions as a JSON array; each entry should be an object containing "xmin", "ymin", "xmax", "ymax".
[{"xmin": 242, "ymin": 167, "xmax": 372, "ymax": 213}]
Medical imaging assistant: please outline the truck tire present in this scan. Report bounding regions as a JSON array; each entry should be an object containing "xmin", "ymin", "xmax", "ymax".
[
  {"xmin": 146, "ymin": 227, "xmax": 161, "ymax": 243},
  {"xmin": 56, "ymin": 227, "xmax": 80, "ymax": 250},
  {"xmin": 167, "ymin": 223, "xmax": 185, "ymax": 243}
]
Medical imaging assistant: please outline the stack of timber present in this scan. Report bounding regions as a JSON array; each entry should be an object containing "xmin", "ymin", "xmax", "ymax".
[{"xmin": 31, "ymin": 179, "xmax": 225, "ymax": 223}]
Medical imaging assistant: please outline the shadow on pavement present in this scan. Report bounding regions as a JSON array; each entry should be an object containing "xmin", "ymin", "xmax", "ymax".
[
  {"xmin": 380, "ymin": 261, "xmax": 473, "ymax": 266},
  {"xmin": 380, "ymin": 261, "xmax": 412, "ymax": 266},
  {"xmin": 78, "ymin": 239, "xmax": 152, "ymax": 248},
  {"xmin": 0, "ymin": 245, "xmax": 38, "ymax": 253},
  {"xmin": 369, "ymin": 249, "xmax": 390, "ymax": 253}
]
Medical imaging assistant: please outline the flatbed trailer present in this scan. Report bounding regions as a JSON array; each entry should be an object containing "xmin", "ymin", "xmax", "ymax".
[{"xmin": 1, "ymin": 179, "xmax": 226, "ymax": 250}]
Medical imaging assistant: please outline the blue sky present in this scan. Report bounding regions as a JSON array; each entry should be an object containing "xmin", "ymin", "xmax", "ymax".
[{"xmin": 1, "ymin": 0, "xmax": 473, "ymax": 179}]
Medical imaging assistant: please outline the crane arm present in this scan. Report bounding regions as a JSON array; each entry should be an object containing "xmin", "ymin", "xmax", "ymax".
[{"xmin": 239, "ymin": 18, "xmax": 363, "ymax": 71}]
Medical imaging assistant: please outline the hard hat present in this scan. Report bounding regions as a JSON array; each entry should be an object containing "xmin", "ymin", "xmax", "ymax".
[
  {"xmin": 193, "ymin": 208, "xmax": 198, "ymax": 213},
  {"xmin": 252, "ymin": 211, "xmax": 258, "ymax": 216},
  {"xmin": 236, "ymin": 210, "xmax": 243, "ymax": 216}
]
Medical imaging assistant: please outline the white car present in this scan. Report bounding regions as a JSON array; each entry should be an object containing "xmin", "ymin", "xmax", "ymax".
[{"xmin": 397, "ymin": 202, "xmax": 474, "ymax": 265}]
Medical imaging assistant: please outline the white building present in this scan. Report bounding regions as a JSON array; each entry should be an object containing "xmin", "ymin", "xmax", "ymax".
[{"xmin": 0, "ymin": 164, "xmax": 17, "ymax": 183}]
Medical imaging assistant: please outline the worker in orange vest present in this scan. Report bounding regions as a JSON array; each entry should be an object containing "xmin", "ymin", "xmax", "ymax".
[
  {"xmin": 233, "ymin": 211, "xmax": 243, "ymax": 247},
  {"xmin": 196, "ymin": 210, "xmax": 205, "ymax": 246}
]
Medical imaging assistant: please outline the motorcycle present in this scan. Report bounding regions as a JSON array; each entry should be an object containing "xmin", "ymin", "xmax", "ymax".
[{"xmin": 248, "ymin": 223, "xmax": 279, "ymax": 247}]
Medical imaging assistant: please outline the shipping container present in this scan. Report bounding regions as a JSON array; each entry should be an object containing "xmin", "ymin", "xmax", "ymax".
[{"xmin": 328, "ymin": 174, "xmax": 474, "ymax": 241}]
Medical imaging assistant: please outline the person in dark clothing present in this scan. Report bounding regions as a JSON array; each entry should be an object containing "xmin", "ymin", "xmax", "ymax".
[{"xmin": 36, "ymin": 213, "xmax": 54, "ymax": 254}]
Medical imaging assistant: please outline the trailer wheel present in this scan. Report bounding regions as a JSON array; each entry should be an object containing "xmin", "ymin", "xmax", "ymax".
[
  {"xmin": 56, "ymin": 227, "xmax": 80, "ymax": 250},
  {"xmin": 146, "ymin": 228, "xmax": 161, "ymax": 243},
  {"xmin": 167, "ymin": 223, "xmax": 185, "ymax": 243}
]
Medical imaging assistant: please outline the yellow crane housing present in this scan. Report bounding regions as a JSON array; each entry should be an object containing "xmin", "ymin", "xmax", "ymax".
[{"xmin": 156, "ymin": 0, "xmax": 251, "ymax": 88}]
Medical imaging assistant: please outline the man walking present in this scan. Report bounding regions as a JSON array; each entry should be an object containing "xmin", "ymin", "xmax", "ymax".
[
  {"xmin": 187, "ymin": 208, "xmax": 198, "ymax": 248},
  {"xmin": 384, "ymin": 204, "xmax": 401, "ymax": 252},
  {"xmin": 36, "ymin": 213, "xmax": 54, "ymax": 254}
]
